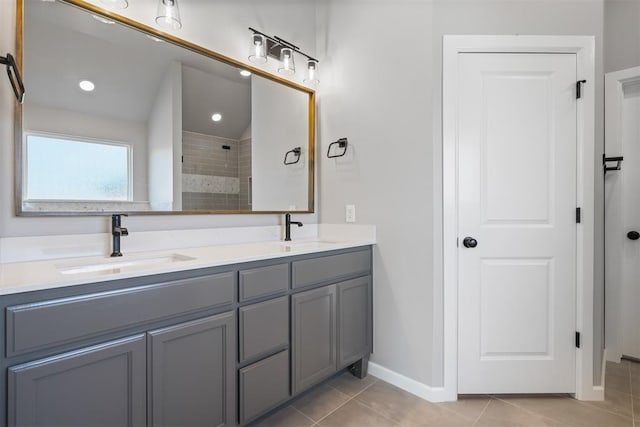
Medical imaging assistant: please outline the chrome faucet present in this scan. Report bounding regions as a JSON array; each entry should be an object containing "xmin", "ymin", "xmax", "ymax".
[
  {"xmin": 284, "ymin": 213, "xmax": 303, "ymax": 241},
  {"xmin": 110, "ymin": 214, "xmax": 129, "ymax": 257}
]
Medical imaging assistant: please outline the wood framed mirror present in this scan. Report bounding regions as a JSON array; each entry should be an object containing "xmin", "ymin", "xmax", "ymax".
[{"xmin": 15, "ymin": 0, "xmax": 315, "ymax": 216}]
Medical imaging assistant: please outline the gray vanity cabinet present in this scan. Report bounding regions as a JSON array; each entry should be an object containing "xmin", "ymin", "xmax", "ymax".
[
  {"xmin": 337, "ymin": 276, "xmax": 372, "ymax": 367},
  {"xmin": 1, "ymin": 246, "xmax": 373, "ymax": 427},
  {"xmin": 148, "ymin": 312, "xmax": 236, "ymax": 427},
  {"xmin": 292, "ymin": 285, "xmax": 338, "ymax": 394},
  {"xmin": 292, "ymin": 274, "xmax": 373, "ymax": 395},
  {"xmin": 8, "ymin": 334, "xmax": 146, "ymax": 427}
]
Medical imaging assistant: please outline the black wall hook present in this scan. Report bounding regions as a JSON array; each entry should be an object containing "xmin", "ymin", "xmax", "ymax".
[
  {"xmin": 327, "ymin": 137, "xmax": 348, "ymax": 158},
  {"xmin": 0, "ymin": 53, "xmax": 25, "ymax": 104},
  {"xmin": 603, "ymin": 154, "xmax": 623, "ymax": 174},
  {"xmin": 284, "ymin": 147, "xmax": 302, "ymax": 165}
]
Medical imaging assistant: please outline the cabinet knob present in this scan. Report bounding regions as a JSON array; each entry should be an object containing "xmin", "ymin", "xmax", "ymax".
[{"xmin": 627, "ymin": 231, "xmax": 640, "ymax": 241}]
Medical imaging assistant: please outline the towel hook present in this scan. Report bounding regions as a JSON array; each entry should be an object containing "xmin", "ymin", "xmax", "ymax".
[
  {"xmin": 0, "ymin": 53, "xmax": 25, "ymax": 103},
  {"xmin": 603, "ymin": 154, "xmax": 623, "ymax": 174},
  {"xmin": 327, "ymin": 137, "xmax": 348, "ymax": 158},
  {"xmin": 284, "ymin": 147, "xmax": 302, "ymax": 165}
]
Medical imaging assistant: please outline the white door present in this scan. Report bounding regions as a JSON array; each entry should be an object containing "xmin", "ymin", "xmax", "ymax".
[
  {"xmin": 604, "ymin": 67, "xmax": 640, "ymax": 363},
  {"xmin": 457, "ymin": 53, "xmax": 578, "ymax": 393},
  {"xmin": 620, "ymin": 80, "xmax": 640, "ymax": 359}
]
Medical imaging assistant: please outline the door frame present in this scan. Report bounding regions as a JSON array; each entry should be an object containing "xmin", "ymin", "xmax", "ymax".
[
  {"xmin": 442, "ymin": 35, "xmax": 598, "ymax": 401},
  {"xmin": 604, "ymin": 66, "xmax": 640, "ymax": 363}
]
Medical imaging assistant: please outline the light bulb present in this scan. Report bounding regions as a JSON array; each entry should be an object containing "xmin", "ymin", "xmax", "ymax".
[
  {"xmin": 249, "ymin": 34, "xmax": 267, "ymax": 64},
  {"xmin": 278, "ymin": 48, "xmax": 295, "ymax": 76},
  {"xmin": 304, "ymin": 59, "xmax": 319, "ymax": 85}
]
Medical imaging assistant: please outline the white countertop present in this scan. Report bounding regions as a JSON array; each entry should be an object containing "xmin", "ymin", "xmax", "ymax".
[{"xmin": 0, "ymin": 224, "xmax": 376, "ymax": 296}]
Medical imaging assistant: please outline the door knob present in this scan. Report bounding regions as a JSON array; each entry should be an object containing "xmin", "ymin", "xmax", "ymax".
[
  {"xmin": 463, "ymin": 237, "xmax": 478, "ymax": 248},
  {"xmin": 627, "ymin": 231, "xmax": 640, "ymax": 241}
]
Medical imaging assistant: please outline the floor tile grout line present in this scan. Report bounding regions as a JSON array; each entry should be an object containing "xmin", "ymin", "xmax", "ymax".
[
  {"xmin": 294, "ymin": 391, "xmax": 351, "ymax": 425},
  {"xmin": 309, "ymin": 379, "xmax": 379, "ymax": 426},
  {"xmin": 432, "ymin": 394, "xmax": 496, "ymax": 422},
  {"xmin": 470, "ymin": 397, "xmax": 493, "ymax": 427},
  {"xmin": 289, "ymin": 404, "xmax": 320, "ymax": 425},
  {"xmin": 490, "ymin": 395, "xmax": 573, "ymax": 426},
  {"xmin": 351, "ymin": 398, "xmax": 405, "ymax": 426}
]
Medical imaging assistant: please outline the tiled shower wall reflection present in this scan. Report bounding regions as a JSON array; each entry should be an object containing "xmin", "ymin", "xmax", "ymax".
[{"xmin": 182, "ymin": 131, "xmax": 252, "ymax": 210}]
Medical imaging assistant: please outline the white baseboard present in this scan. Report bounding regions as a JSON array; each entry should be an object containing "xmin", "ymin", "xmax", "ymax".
[
  {"xmin": 581, "ymin": 385, "xmax": 605, "ymax": 401},
  {"xmin": 605, "ymin": 347, "xmax": 622, "ymax": 363},
  {"xmin": 367, "ymin": 362, "xmax": 454, "ymax": 403}
]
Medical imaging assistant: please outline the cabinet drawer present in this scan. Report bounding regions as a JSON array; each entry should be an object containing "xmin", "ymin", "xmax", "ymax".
[
  {"xmin": 239, "ymin": 296, "xmax": 288, "ymax": 363},
  {"xmin": 292, "ymin": 249, "xmax": 371, "ymax": 289},
  {"xmin": 239, "ymin": 263, "xmax": 288, "ymax": 302},
  {"xmin": 6, "ymin": 272, "xmax": 235, "ymax": 357},
  {"xmin": 239, "ymin": 350, "xmax": 290, "ymax": 425}
]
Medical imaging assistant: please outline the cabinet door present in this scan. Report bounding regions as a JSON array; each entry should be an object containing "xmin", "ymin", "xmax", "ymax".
[
  {"xmin": 292, "ymin": 285, "xmax": 337, "ymax": 394},
  {"xmin": 148, "ymin": 312, "xmax": 235, "ymax": 427},
  {"xmin": 337, "ymin": 276, "xmax": 372, "ymax": 367},
  {"xmin": 8, "ymin": 335, "xmax": 146, "ymax": 427}
]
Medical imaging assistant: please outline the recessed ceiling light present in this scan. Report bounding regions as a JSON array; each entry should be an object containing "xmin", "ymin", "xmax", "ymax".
[
  {"xmin": 79, "ymin": 80, "xmax": 95, "ymax": 92},
  {"xmin": 211, "ymin": 113, "xmax": 222, "ymax": 122},
  {"xmin": 92, "ymin": 15, "xmax": 115, "ymax": 24},
  {"xmin": 146, "ymin": 35, "xmax": 163, "ymax": 42},
  {"xmin": 239, "ymin": 70, "xmax": 251, "ymax": 77}
]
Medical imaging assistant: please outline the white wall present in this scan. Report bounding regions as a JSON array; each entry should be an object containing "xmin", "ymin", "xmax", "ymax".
[
  {"xmin": 316, "ymin": 0, "xmax": 605, "ymax": 388},
  {"xmin": 604, "ymin": 0, "xmax": 640, "ymax": 73},
  {"xmin": 251, "ymin": 76, "xmax": 309, "ymax": 211},
  {"xmin": 0, "ymin": 0, "xmax": 318, "ymax": 237},
  {"xmin": 23, "ymin": 104, "xmax": 148, "ymax": 202},
  {"xmin": 316, "ymin": 0, "xmax": 436, "ymax": 387},
  {"xmin": 148, "ymin": 61, "xmax": 181, "ymax": 210}
]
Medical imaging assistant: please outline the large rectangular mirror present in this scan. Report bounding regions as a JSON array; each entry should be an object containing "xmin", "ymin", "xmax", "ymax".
[{"xmin": 16, "ymin": 0, "xmax": 315, "ymax": 215}]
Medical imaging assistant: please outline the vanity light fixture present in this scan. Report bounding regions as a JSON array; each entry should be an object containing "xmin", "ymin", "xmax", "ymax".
[
  {"xmin": 303, "ymin": 59, "xmax": 319, "ymax": 85},
  {"xmin": 79, "ymin": 80, "xmax": 95, "ymax": 92},
  {"xmin": 155, "ymin": 0, "xmax": 182, "ymax": 30},
  {"xmin": 239, "ymin": 70, "xmax": 252, "ymax": 77},
  {"xmin": 99, "ymin": 0, "xmax": 128, "ymax": 9},
  {"xmin": 247, "ymin": 27, "xmax": 319, "ymax": 83},
  {"xmin": 211, "ymin": 113, "xmax": 222, "ymax": 122},
  {"xmin": 248, "ymin": 34, "xmax": 268, "ymax": 64}
]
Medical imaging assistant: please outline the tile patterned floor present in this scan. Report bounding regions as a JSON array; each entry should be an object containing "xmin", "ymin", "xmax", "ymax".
[{"xmin": 253, "ymin": 359, "xmax": 640, "ymax": 426}]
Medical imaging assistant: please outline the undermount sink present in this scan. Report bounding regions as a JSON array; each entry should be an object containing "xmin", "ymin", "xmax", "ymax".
[{"xmin": 56, "ymin": 253, "xmax": 196, "ymax": 275}]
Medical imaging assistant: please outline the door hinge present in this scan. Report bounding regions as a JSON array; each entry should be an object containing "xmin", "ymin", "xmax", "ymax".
[
  {"xmin": 576, "ymin": 207, "xmax": 581, "ymax": 224},
  {"xmin": 576, "ymin": 80, "xmax": 587, "ymax": 99},
  {"xmin": 181, "ymin": 155, "xmax": 184, "ymax": 163},
  {"xmin": 575, "ymin": 332, "xmax": 581, "ymax": 348}
]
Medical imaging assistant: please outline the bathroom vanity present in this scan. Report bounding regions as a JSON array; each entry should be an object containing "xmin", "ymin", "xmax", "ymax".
[{"xmin": 0, "ymin": 242, "xmax": 373, "ymax": 426}]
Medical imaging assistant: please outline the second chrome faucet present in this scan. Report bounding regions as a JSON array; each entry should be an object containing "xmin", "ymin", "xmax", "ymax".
[{"xmin": 284, "ymin": 213, "xmax": 303, "ymax": 241}]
